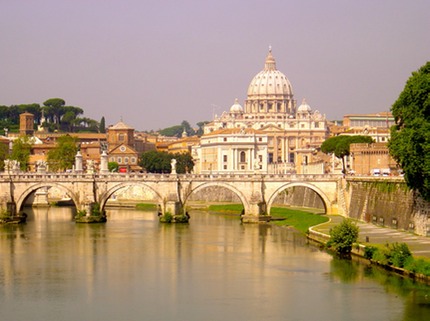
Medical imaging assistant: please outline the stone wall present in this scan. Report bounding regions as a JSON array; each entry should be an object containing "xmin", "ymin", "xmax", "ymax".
[
  {"xmin": 187, "ymin": 185, "xmax": 326, "ymax": 211},
  {"xmin": 271, "ymin": 186, "xmax": 325, "ymax": 211},
  {"xmin": 187, "ymin": 186, "xmax": 241, "ymax": 203},
  {"xmin": 346, "ymin": 178, "xmax": 430, "ymax": 236}
]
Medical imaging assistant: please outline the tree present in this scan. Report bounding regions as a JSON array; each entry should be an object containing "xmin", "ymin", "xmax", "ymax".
[
  {"xmin": 196, "ymin": 121, "xmax": 210, "ymax": 136},
  {"xmin": 43, "ymin": 98, "xmax": 66, "ymax": 128},
  {"xmin": 108, "ymin": 161, "xmax": 119, "ymax": 172},
  {"xmin": 388, "ymin": 62, "xmax": 430, "ymax": 201},
  {"xmin": 139, "ymin": 151, "xmax": 194, "ymax": 174},
  {"xmin": 140, "ymin": 150, "xmax": 172, "ymax": 173},
  {"xmin": 47, "ymin": 135, "xmax": 78, "ymax": 172},
  {"xmin": 321, "ymin": 135, "xmax": 373, "ymax": 172},
  {"xmin": 0, "ymin": 143, "xmax": 9, "ymax": 170},
  {"xmin": 327, "ymin": 219, "xmax": 359, "ymax": 256},
  {"xmin": 10, "ymin": 135, "xmax": 32, "ymax": 171},
  {"xmin": 100, "ymin": 116, "xmax": 106, "ymax": 133},
  {"xmin": 175, "ymin": 153, "xmax": 194, "ymax": 173},
  {"xmin": 158, "ymin": 125, "xmax": 184, "ymax": 138},
  {"xmin": 181, "ymin": 120, "xmax": 195, "ymax": 136}
]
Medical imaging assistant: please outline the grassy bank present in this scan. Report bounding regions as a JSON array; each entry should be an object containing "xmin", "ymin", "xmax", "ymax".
[
  {"xmin": 207, "ymin": 204, "xmax": 243, "ymax": 214},
  {"xmin": 135, "ymin": 203, "xmax": 157, "ymax": 211},
  {"xmin": 270, "ymin": 207, "xmax": 329, "ymax": 233},
  {"xmin": 207, "ymin": 204, "xmax": 328, "ymax": 234}
]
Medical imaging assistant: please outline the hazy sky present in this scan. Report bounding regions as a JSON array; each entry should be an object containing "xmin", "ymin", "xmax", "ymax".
[{"xmin": 1, "ymin": 0, "xmax": 429, "ymax": 131}]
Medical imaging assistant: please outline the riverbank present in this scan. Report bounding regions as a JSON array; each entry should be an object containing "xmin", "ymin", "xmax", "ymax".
[{"xmin": 308, "ymin": 215, "xmax": 430, "ymax": 284}]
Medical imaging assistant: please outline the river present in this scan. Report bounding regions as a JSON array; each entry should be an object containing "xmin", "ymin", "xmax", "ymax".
[{"xmin": 1, "ymin": 207, "xmax": 430, "ymax": 321}]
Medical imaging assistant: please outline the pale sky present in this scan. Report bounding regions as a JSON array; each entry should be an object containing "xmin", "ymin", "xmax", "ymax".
[{"xmin": 1, "ymin": 0, "xmax": 429, "ymax": 131}]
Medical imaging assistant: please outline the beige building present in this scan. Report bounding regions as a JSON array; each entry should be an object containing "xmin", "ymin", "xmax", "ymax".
[
  {"xmin": 200, "ymin": 49, "xmax": 328, "ymax": 174},
  {"xmin": 350, "ymin": 143, "xmax": 398, "ymax": 176},
  {"xmin": 330, "ymin": 112, "xmax": 394, "ymax": 143},
  {"xmin": 193, "ymin": 128, "xmax": 268, "ymax": 174}
]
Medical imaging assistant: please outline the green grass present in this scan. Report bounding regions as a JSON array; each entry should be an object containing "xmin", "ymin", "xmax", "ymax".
[
  {"xmin": 207, "ymin": 204, "xmax": 244, "ymax": 214},
  {"xmin": 270, "ymin": 207, "xmax": 329, "ymax": 234},
  {"xmin": 135, "ymin": 203, "xmax": 157, "ymax": 211},
  {"xmin": 207, "ymin": 204, "xmax": 328, "ymax": 234}
]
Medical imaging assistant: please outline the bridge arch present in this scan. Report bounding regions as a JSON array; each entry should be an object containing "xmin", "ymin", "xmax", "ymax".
[
  {"xmin": 267, "ymin": 182, "xmax": 330, "ymax": 214},
  {"xmin": 184, "ymin": 181, "xmax": 249, "ymax": 212},
  {"xmin": 15, "ymin": 183, "xmax": 78, "ymax": 212},
  {"xmin": 99, "ymin": 182, "xmax": 164, "ymax": 210}
]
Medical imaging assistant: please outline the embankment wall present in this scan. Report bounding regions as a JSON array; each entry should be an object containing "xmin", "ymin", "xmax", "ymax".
[{"xmin": 346, "ymin": 178, "xmax": 430, "ymax": 236}]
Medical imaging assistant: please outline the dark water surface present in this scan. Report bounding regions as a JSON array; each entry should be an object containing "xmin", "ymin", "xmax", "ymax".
[{"xmin": 1, "ymin": 207, "xmax": 430, "ymax": 321}]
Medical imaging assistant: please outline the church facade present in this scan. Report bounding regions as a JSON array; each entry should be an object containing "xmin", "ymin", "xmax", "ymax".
[{"xmin": 194, "ymin": 49, "xmax": 329, "ymax": 174}]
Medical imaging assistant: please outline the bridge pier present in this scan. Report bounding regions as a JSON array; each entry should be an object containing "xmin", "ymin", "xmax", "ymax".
[
  {"xmin": 241, "ymin": 201, "xmax": 271, "ymax": 223},
  {"xmin": 158, "ymin": 200, "xmax": 189, "ymax": 223},
  {"xmin": 75, "ymin": 202, "xmax": 107, "ymax": 223}
]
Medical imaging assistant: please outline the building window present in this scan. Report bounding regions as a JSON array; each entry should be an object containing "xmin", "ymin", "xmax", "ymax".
[
  {"xmin": 223, "ymin": 137, "xmax": 227, "ymax": 142},
  {"xmin": 240, "ymin": 151, "xmax": 246, "ymax": 162},
  {"xmin": 119, "ymin": 133, "xmax": 125, "ymax": 141},
  {"xmin": 315, "ymin": 122, "xmax": 319, "ymax": 128},
  {"xmin": 289, "ymin": 153, "xmax": 295, "ymax": 163},
  {"xmin": 223, "ymin": 165, "xmax": 227, "ymax": 170},
  {"xmin": 223, "ymin": 155, "xmax": 227, "ymax": 162},
  {"xmin": 258, "ymin": 137, "xmax": 262, "ymax": 142},
  {"xmin": 131, "ymin": 157, "xmax": 136, "ymax": 164},
  {"xmin": 125, "ymin": 157, "xmax": 129, "ymax": 164},
  {"xmin": 117, "ymin": 157, "xmax": 122, "ymax": 163}
]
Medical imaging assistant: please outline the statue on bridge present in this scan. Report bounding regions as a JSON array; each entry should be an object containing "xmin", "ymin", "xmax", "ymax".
[
  {"xmin": 86, "ymin": 160, "xmax": 95, "ymax": 174},
  {"xmin": 36, "ymin": 160, "xmax": 47, "ymax": 173},
  {"xmin": 4, "ymin": 159, "xmax": 20, "ymax": 173},
  {"xmin": 171, "ymin": 158, "xmax": 177, "ymax": 174}
]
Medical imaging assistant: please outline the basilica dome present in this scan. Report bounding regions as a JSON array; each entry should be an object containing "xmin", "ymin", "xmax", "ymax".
[
  {"xmin": 244, "ymin": 48, "xmax": 295, "ymax": 115},
  {"xmin": 297, "ymin": 99, "xmax": 311, "ymax": 112},
  {"xmin": 247, "ymin": 49, "xmax": 293, "ymax": 99},
  {"xmin": 229, "ymin": 98, "xmax": 243, "ymax": 113}
]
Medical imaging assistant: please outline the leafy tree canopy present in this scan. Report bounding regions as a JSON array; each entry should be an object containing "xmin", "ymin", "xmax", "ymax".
[
  {"xmin": 47, "ymin": 135, "xmax": 78, "ymax": 172},
  {"xmin": 108, "ymin": 161, "xmax": 119, "ymax": 172},
  {"xmin": 327, "ymin": 219, "xmax": 359, "ymax": 256},
  {"xmin": 388, "ymin": 61, "xmax": 430, "ymax": 200},
  {"xmin": 0, "ymin": 143, "xmax": 9, "ymax": 171},
  {"xmin": 140, "ymin": 150, "xmax": 194, "ymax": 174},
  {"xmin": 10, "ymin": 135, "xmax": 32, "ymax": 171},
  {"xmin": 321, "ymin": 135, "xmax": 373, "ymax": 172},
  {"xmin": 100, "ymin": 116, "xmax": 106, "ymax": 133},
  {"xmin": 321, "ymin": 135, "xmax": 374, "ymax": 158},
  {"xmin": 158, "ymin": 120, "xmax": 197, "ymax": 138}
]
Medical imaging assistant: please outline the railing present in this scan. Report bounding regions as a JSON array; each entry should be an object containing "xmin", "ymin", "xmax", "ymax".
[{"xmin": 0, "ymin": 171, "xmax": 345, "ymax": 182}]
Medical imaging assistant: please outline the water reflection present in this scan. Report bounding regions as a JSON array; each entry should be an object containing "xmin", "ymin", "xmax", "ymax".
[{"xmin": 0, "ymin": 207, "xmax": 430, "ymax": 321}]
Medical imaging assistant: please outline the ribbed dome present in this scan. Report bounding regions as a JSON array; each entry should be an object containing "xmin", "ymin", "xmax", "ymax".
[
  {"xmin": 297, "ymin": 99, "xmax": 311, "ymax": 112},
  {"xmin": 247, "ymin": 49, "xmax": 293, "ymax": 98},
  {"xmin": 229, "ymin": 98, "xmax": 243, "ymax": 113}
]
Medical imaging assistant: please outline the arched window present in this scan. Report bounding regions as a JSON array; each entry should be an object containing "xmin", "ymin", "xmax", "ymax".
[
  {"xmin": 118, "ymin": 133, "xmax": 124, "ymax": 141},
  {"xmin": 240, "ymin": 151, "xmax": 246, "ymax": 163}
]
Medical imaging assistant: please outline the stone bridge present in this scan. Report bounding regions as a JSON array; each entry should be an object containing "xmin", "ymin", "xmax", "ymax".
[{"xmin": 0, "ymin": 172, "xmax": 344, "ymax": 222}]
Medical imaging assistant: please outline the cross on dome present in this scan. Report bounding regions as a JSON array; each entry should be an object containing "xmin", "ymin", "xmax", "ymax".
[{"xmin": 264, "ymin": 47, "xmax": 276, "ymax": 71}]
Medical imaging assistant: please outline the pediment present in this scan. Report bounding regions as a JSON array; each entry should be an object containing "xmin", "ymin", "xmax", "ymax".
[{"xmin": 109, "ymin": 144, "xmax": 138, "ymax": 155}]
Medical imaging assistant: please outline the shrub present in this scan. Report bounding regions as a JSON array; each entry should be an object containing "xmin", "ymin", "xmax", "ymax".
[
  {"xmin": 404, "ymin": 257, "xmax": 430, "ymax": 276},
  {"xmin": 364, "ymin": 246, "xmax": 377, "ymax": 260},
  {"xmin": 388, "ymin": 243, "xmax": 412, "ymax": 268},
  {"xmin": 160, "ymin": 212, "xmax": 173, "ymax": 223},
  {"xmin": 327, "ymin": 219, "xmax": 359, "ymax": 255}
]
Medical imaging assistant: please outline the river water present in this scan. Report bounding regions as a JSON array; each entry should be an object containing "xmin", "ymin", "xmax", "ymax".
[{"xmin": 1, "ymin": 207, "xmax": 430, "ymax": 321}]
